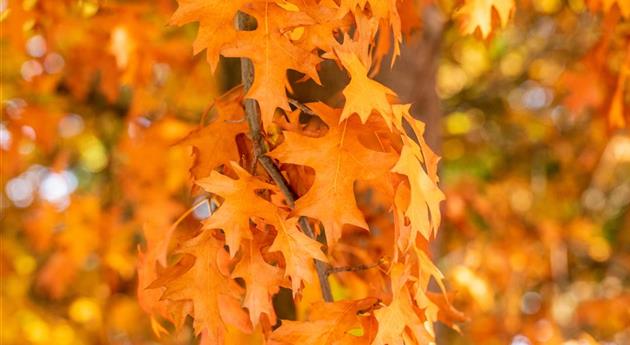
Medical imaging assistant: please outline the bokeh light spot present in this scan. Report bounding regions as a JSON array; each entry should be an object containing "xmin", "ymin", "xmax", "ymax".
[
  {"xmin": 58, "ymin": 113, "xmax": 84, "ymax": 138},
  {"xmin": 437, "ymin": 63, "xmax": 468, "ymax": 98},
  {"xmin": 26, "ymin": 34, "xmax": 46, "ymax": 58},
  {"xmin": 520, "ymin": 291, "xmax": 542, "ymax": 315},
  {"xmin": 193, "ymin": 197, "xmax": 211, "ymax": 220},
  {"xmin": 510, "ymin": 187, "xmax": 533, "ymax": 213},
  {"xmin": 39, "ymin": 172, "xmax": 70, "ymax": 203},
  {"xmin": 535, "ymin": 319, "xmax": 554, "ymax": 342},
  {"xmin": 79, "ymin": 136, "xmax": 108, "ymax": 172},
  {"xmin": 6, "ymin": 177, "xmax": 34, "ymax": 207},
  {"xmin": 511, "ymin": 334, "xmax": 532, "ymax": 345},
  {"xmin": 446, "ymin": 112, "xmax": 473, "ymax": 135},
  {"xmin": 14, "ymin": 254, "xmax": 36, "ymax": 275},
  {"xmin": 79, "ymin": 0, "xmax": 99, "ymax": 17},
  {"xmin": 500, "ymin": 51, "xmax": 524, "ymax": 77},
  {"xmin": 44, "ymin": 52, "xmax": 65, "ymax": 74},
  {"xmin": 69, "ymin": 297, "xmax": 100, "ymax": 323},
  {"xmin": 21, "ymin": 59, "xmax": 43, "ymax": 81},
  {"xmin": 22, "ymin": 314, "xmax": 50, "ymax": 344},
  {"xmin": 51, "ymin": 323, "xmax": 75, "ymax": 345},
  {"xmin": 0, "ymin": 123, "xmax": 12, "ymax": 150},
  {"xmin": 588, "ymin": 237, "xmax": 611, "ymax": 262}
]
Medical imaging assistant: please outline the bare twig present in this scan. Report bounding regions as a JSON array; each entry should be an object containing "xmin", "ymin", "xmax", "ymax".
[
  {"xmin": 236, "ymin": 12, "xmax": 333, "ymax": 302},
  {"xmin": 326, "ymin": 261, "xmax": 382, "ymax": 276},
  {"xmin": 288, "ymin": 98, "xmax": 318, "ymax": 117}
]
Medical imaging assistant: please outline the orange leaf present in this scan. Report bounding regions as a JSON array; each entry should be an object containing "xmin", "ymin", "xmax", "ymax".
[
  {"xmin": 455, "ymin": 0, "xmax": 515, "ymax": 38},
  {"xmin": 196, "ymin": 162, "xmax": 278, "ymax": 256},
  {"xmin": 232, "ymin": 236, "xmax": 284, "ymax": 326},
  {"xmin": 222, "ymin": 3, "xmax": 322, "ymax": 128},
  {"xmin": 269, "ymin": 103, "xmax": 397, "ymax": 244},
  {"xmin": 153, "ymin": 232, "xmax": 253, "ymax": 342},
  {"xmin": 373, "ymin": 264, "xmax": 433, "ymax": 345},
  {"xmin": 269, "ymin": 216, "xmax": 328, "ymax": 295},
  {"xmin": 169, "ymin": 0, "xmax": 251, "ymax": 71},
  {"xmin": 269, "ymin": 297, "xmax": 379, "ymax": 345},
  {"xmin": 336, "ymin": 44, "xmax": 397, "ymax": 129},
  {"xmin": 178, "ymin": 86, "xmax": 248, "ymax": 181}
]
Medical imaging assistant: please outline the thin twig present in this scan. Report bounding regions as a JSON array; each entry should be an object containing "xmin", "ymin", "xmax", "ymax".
[
  {"xmin": 326, "ymin": 261, "xmax": 382, "ymax": 276},
  {"xmin": 236, "ymin": 12, "xmax": 333, "ymax": 302},
  {"xmin": 288, "ymin": 98, "xmax": 318, "ymax": 117}
]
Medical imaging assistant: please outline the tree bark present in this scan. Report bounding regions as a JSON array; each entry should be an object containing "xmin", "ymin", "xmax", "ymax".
[
  {"xmin": 377, "ymin": 5, "xmax": 449, "ymax": 343},
  {"xmin": 377, "ymin": 5, "xmax": 445, "ymax": 152}
]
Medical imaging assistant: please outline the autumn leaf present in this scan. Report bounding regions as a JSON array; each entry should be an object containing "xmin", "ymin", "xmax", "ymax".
[
  {"xmin": 269, "ymin": 216, "xmax": 328, "ymax": 294},
  {"xmin": 269, "ymin": 103, "xmax": 398, "ymax": 244},
  {"xmin": 12, "ymin": 0, "xmax": 629, "ymax": 344},
  {"xmin": 151, "ymin": 231, "xmax": 252, "ymax": 343},
  {"xmin": 222, "ymin": 2, "xmax": 322, "ymax": 128},
  {"xmin": 335, "ymin": 44, "xmax": 397, "ymax": 129},
  {"xmin": 608, "ymin": 45, "xmax": 630, "ymax": 128},
  {"xmin": 589, "ymin": 0, "xmax": 630, "ymax": 18},
  {"xmin": 425, "ymin": 291, "xmax": 468, "ymax": 329},
  {"xmin": 390, "ymin": 106, "xmax": 444, "ymax": 245},
  {"xmin": 269, "ymin": 297, "xmax": 379, "ymax": 345},
  {"xmin": 392, "ymin": 141, "xmax": 445, "ymax": 241},
  {"xmin": 232, "ymin": 236, "xmax": 284, "ymax": 326},
  {"xmin": 339, "ymin": 0, "xmax": 402, "ymax": 50},
  {"xmin": 392, "ymin": 104, "xmax": 441, "ymax": 182},
  {"xmin": 196, "ymin": 162, "xmax": 277, "ymax": 256},
  {"xmin": 178, "ymin": 86, "xmax": 248, "ymax": 181},
  {"xmin": 37, "ymin": 196, "xmax": 101, "ymax": 298},
  {"xmin": 169, "ymin": 0, "xmax": 250, "ymax": 71},
  {"xmin": 372, "ymin": 263, "xmax": 433, "ymax": 345},
  {"xmin": 137, "ymin": 225, "xmax": 173, "ymax": 330},
  {"xmin": 610, "ymin": 0, "xmax": 630, "ymax": 17},
  {"xmin": 293, "ymin": 0, "xmax": 351, "ymax": 54},
  {"xmin": 455, "ymin": 0, "xmax": 515, "ymax": 38}
]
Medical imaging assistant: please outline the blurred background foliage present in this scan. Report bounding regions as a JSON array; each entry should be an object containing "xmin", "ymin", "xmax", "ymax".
[
  {"xmin": 0, "ymin": 0, "xmax": 629, "ymax": 344},
  {"xmin": 435, "ymin": 1, "xmax": 630, "ymax": 344}
]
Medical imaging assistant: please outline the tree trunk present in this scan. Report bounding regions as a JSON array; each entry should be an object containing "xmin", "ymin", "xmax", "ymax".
[
  {"xmin": 377, "ymin": 5, "xmax": 445, "ymax": 152},
  {"xmin": 377, "ymin": 5, "xmax": 449, "ymax": 343}
]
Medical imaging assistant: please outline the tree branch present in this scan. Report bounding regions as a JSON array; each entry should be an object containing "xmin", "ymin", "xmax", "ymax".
[{"xmin": 236, "ymin": 12, "xmax": 333, "ymax": 302}]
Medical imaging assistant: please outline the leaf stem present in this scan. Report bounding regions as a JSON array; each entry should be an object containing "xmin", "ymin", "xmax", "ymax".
[{"xmin": 236, "ymin": 12, "xmax": 333, "ymax": 302}]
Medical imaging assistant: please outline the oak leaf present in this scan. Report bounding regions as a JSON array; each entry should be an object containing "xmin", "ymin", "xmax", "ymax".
[
  {"xmin": 37, "ymin": 196, "xmax": 100, "ymax": 298},
  {"xmin": 269, "ymin": 216, "xmax": 328, "ymax": 294},
  {"xmin": 608, "ymin": 45, "xmax": 630, "ymax": 128},
  {"xmin": 169, "ymin": 0, "xmax": 251, "ymax": 71},
  {"xmin": 590, "ymin": 0, "xmax": 630, "ymax": 17},
  {"xmin": 391, "ymin": 106, "xmax": 444, "ymax": 248},
  {"xmin": 294, "ymin": 0, "xmax": 351, "ymax": 54},
  {"xmin": 178, "ymin": 86, "xmax": 248, "ymax": 181},
  {"xmin": 455, "ymin": 0, "xmax": 515, "ymax": 38},
  {"xmin": 232, "ymin": 237, "xmax": 284, "ymax": 326},
  {"xmin": 196, "ymin": 162, "xmax": 278, "ymax": 256},
  {"xmin": 151, "ymin": 232, "xmax": 252, "ymax": 343},
  {"xmin": 392, "ymin": 139, "xmax": 444, "ymax": 241},
  {"xmin": 372, "ymin": 264, "xmax": 432, "ymax": 345},
  {"xmin": 222, "ymin": 3, "xmax": 322, "ymax": 129},
  {"xmin": 269, "ymin": 298, "xmax": 378, "ymax": 345},
  {"xmin": 336, "ymin": 45, "xmax": 397, "ymax": 129},
  {"xmin": 269, "ymin": 103, "xmax": 397, "ymax": 244},
  {"xmin": 339, "ymin": 0, "xmax": 402, "ymax": 54},
  {"xmin": 392, "ymin": 104, "xmax": 441, "ymax": 182}
]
